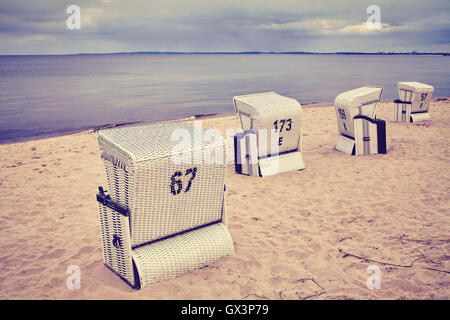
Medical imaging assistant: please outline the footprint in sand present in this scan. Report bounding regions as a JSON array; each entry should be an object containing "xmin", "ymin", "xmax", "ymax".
[
  {"xmin": 44, "ymin": 249, "xmax": 67, "ymax": 259},
  {"xmin": 20, "ymin": 266, "xmax": 45, "ymax": 276}
]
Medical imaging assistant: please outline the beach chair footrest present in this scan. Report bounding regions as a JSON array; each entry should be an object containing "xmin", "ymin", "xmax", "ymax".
[
  {"xmin": 336, "ymin": 135, "xmax": 356, "ymax": 155},
  {"xmin": 132, "ymin": 222, "xmax": 234, "ymax": 288},
  {"xmin": 410, "ymin": 112, "xmax": 431, "ymax": 122},
  {"xmin": 258, "ymin": 151, "xmax": 305, "ymax": 177}
]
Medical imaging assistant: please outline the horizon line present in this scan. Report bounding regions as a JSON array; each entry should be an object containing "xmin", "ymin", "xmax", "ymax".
[{"xmin": 1, "ymin": 51, "xmax": 449, "ymax": 56}]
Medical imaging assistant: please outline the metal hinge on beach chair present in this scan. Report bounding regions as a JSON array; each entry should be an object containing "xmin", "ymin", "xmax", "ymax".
[
  {"xmin": 95, "ymin": 123, "xmax": 234, "ymax": 289},
  {"xmin": 232, "ymin": 92, "xmax": 305, "ymax": 177}
]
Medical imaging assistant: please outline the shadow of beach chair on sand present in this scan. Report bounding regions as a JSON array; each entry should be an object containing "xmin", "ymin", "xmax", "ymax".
[
  {"xmin": 334, "ymin": 86, "xmax": 387, "ymax": 156},
  {"xmin": 394, "ymin": 81, "xmax": 434, "ymax": 123},
  {"xmin": 232, "ymin": 92, "xmax": 305, "ymax": 177},
  {"xmin": 95, "ymin": 123, "xmax": 234, "ymax": 289}
]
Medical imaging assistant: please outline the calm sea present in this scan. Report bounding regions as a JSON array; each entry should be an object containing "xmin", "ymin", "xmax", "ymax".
[{"xmin": 0, "ymin": 54, "xmax": 449, "ymax": 144}]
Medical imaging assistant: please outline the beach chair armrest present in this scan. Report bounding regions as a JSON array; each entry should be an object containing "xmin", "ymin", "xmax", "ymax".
[
  {"xmin": 96, "ymin": 186, "xmax": 129, "ymax": 217},
  {"xmin": 353, "ymin": 114, "xmax": 377, "ymax": 123},
  {"xmin": 394, "ymin": 99, "xmax": 412, "ymax": 104}
]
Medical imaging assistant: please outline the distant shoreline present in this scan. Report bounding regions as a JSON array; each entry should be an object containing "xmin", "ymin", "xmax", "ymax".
[{"xmin": 1, "ymin": 51, "xmax": 449, "ymax": 57}]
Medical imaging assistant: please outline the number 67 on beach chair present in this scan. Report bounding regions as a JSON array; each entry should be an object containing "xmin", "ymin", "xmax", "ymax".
[
  {"xmin": 232, "ymin": 92, "xmax": 305, "ymax": 177},
  {"xmin": 334, "ymin": 86, "xmax": 387, "ymax": 156},
  {"xmin": 95, "ymin": 123, "xmax": 234, "ymax": 289}
]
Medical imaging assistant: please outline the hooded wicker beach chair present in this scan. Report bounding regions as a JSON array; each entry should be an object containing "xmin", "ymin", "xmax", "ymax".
[
  {"xmin": 394, "ymin": 82, "xmax": 434, "ymax": 122},
  {"xmin": 334, "ymin": 86, "xmax": 386, "ymax": 156},
  {"xmin": 233, "ymin": 92, "xmax": 305, "ymax": 177},
  {"xmin": 95, "ymin": 122, "xmax": 234, "ymax": 289}
]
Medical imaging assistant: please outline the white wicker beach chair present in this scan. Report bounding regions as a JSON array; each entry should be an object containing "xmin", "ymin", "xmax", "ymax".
[
  {"xmin": 233, "ymin": 92, "xmax": 305, "ymax": 177},
  {"xmin": 334, "ymin": 86, "xmax": 386, "ymax": 155},
  {"xmin": 394, "ymin": 82, "xmax": 434, "ymax": 122},
  {"xmin": 96, "ymin": 122, "xmax": 234, "ymax": 289}
]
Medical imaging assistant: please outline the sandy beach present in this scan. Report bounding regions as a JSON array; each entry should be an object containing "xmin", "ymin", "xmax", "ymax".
[{"xmin": 0, "ymin": 98, "xmax": 449, "ymax": 300}]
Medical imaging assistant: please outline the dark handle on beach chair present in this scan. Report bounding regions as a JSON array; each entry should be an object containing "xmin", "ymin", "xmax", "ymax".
[
  {"xmin": 96, "ymin": 186, "xmax": 129, "ymax": 217},
  {"xmin": 394, "ymin": 99, "xmax": 411, "ymax": 104},
  {"xmin": 353, "ymin": 115, "xmax": 377, "ymax": 123}
]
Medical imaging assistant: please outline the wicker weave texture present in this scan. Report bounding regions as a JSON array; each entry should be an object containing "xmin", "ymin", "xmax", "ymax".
[
  {"xmin": 129, "ymin": 160, "xmax": 225, "ymax": 247},
  {"xmin": 98, "ymin": 123, "xmax": 223, "ymax": 166},
  {"xmin": 132, "ymin": 222, "xmax": 234, "ymax": 286},
  {"xmin": 97, "ymin": 123, "xmax": 226, "ymax": 248},
  {"xmin": 233, "ymin": 92, "xmax": 302, "ymax": 156},
  {"xmin": 98, "ymin": 203, "xmax": 135, "ymax": 286}
]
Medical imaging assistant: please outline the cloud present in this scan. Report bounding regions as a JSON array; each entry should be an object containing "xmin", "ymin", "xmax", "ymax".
[
  {"xmin": 0, "ymin": 0, "xmax": 448, "ymax": 54},
  {"xmin": 258, "ymin": 19, "xmax": 393, "ymax": 35},
  {"xmin": 334, "ymin": 22, "xmax": 391, "ymax": 34},
  {"xmin": 259, "ymin": 19, "xmax": 348, "ymax": 32},
  {"xmin": 257, "ymin": 16, "xmax": 449, "ymax": 36}
]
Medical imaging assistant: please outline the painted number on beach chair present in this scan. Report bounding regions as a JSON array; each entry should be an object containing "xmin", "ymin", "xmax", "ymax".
[
  {"xmin": 338, "ymin": 108, "xmax": 347, "ymax": 120},
  {"xmin": 170, "ymin": 167, "xmax": 198, "ymax": 195},
  {"xmin": 338, "ymin": 108, "xmax": 348, "ymax": 131},
  {"xmin": 184, "ymin": 167, "xmax": 197, "ymax": 193},
  {"xmin": 273, "ymin": 119, "xmax": 292, "ymax": 133}
]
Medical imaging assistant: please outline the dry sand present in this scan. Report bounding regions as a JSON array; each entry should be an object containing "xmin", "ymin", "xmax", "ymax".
[{"xmin": 0, "ymin": 99, "xmax": 449, "ymax": 300}]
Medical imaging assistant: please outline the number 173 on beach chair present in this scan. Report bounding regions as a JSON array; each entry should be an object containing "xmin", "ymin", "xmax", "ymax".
[{"xmin": 233, "ymin": 92, "xmax": 306, "ymax": 177}]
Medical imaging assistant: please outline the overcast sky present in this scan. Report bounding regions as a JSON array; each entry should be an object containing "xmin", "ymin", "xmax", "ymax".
[{"xmin": 0, "ymin": 0, "xmax": 449, "ymax": 54}]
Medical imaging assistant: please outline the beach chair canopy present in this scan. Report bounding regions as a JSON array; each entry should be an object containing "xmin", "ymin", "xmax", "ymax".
[
  {"xmin": 233, "ymin": 92, "xmax": 302, "ymax": 157},
  {"xmin": 397, "ymin": 82, "xmax": 434, "ymax": 113},
  {"xmin": 97, "ymin": 123, "xmax": 226, "ymax": 248},
  {"xmin": 334, "ymin": 86, "xmax": 383, "ymax": 139},
  {"xmin": 398, "ymin": 81, "xmax": 434, "ymax": 96}
]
